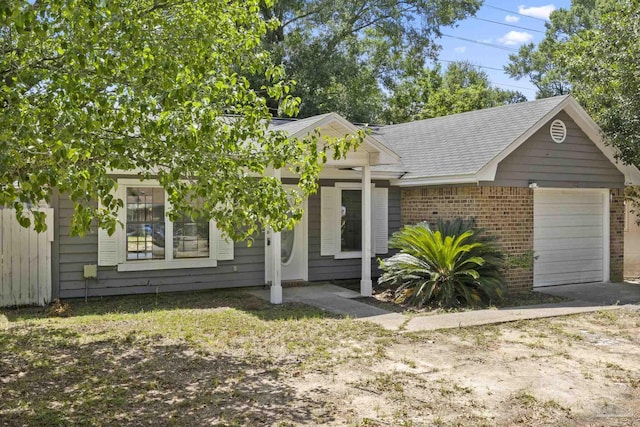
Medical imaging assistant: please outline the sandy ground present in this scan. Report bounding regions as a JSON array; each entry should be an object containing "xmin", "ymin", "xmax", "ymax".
[
  {"xmin": 284, "ymin": 309, "xmax": 640, "ymax": 426},
  {"xmin": 1, "ymin": 294, "xmax": 639, "ymax": 426}
]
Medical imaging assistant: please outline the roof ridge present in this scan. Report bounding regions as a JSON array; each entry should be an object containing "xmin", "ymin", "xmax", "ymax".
[{"xmin": 380, "ymin": 95, "xmax": 570, "ymax": 130}]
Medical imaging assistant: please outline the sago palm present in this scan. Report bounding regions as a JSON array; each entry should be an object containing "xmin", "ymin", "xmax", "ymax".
[{"xmin": 378, "ymin": 219, "xmax": 505, "ymax": 308}]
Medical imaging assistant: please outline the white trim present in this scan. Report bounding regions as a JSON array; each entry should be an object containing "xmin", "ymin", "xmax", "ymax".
[
  {"xmin": 335, "ymin": 251, "xmax": 362, "ymax": 259},
  {"xmin": 533, "ymin": 188, "xmax": 610, "ymax": 286},
  {"xmin": 391, "ymin": 175, "xmax": 478, "ymax": 187},
  {"xmin": 264, "ymin": 186, "xmax": 308, "ymax": 283},
  {"xmin": 550, "ymin": 119, "xmax": 567, "ymax": 143},
  {"xmin": 476, "ymin": 97, "xmax": 571, "ymax": 182},
  {"xmin": 114, "ymin": 178, "xmax": 218, "ymax": 272},
  {"xmin": 361, "ymin": 164, "xmax": 373, "ymax": 297},
  {"xmin": 118, "ymin": 258, "xmax": 217, "ymax": 272},
  {"xmin": 301, "ymin": 195, "xmax": 309, "ymax": 281},
  {"xmin": 390, "ymin": 96, "xmax": 640, "ymax": 188},
  {"xmin": 475, "ymin": 96, "xmax": 640, "ymax": 185},
  {"xmin": 288, "ymin": 113, "xmax": 401, "ymax": 165},
  {"xmin": 334, "ymin": 182, "xmax": 370, "ymax": 259},
  {"xmin": 562, "ymin": 100, "xmax": 640, "ymax": 185},
  {"xmin": 270, "ymin": 169, "xmax": 283, "ymax": 304}
]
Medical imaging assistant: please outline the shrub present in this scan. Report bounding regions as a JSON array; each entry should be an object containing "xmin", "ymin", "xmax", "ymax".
[{"xmin": 378, "ymin": 218, "xmax": 505, "ymax": 308}]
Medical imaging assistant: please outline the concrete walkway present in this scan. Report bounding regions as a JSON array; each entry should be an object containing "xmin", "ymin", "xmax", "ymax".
[{"xmin": 248, "ymin": 282, "xmax": 640, "ymax": 332}]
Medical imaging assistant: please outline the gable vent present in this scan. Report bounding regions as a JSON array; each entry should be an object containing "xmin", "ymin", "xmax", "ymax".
[{"xmin": 550, "ymin": 119, "xmax": 567, "ymax": 143}]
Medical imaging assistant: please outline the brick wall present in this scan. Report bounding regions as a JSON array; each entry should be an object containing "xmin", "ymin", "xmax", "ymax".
[
  {"xmin": 400, "ymin": 186, "xmax": 626, "ymax": 290},
  {"xmin": 610, "ymin": 188, "xmax": 625, "ymax": 282},
  {"xmin": 401, "ymin": 186, "xmax": 534, "ymax": 291}
]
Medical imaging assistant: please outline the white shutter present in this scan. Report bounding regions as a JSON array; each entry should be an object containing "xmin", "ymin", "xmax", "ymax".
[
  {"xmin": 98, "ymin": 228, "xmax": 118, "ymax": 266},
  {"xmin": 98, "ymin": 187, "xmax": 125, "ymax": 266},
  {"xmin": 321, "ymin": 186, "xmax": 338, "ymax": 256},
  {"xmin": 372, "ymin": 187, "xmax": 388, "ymax": 254},
  {"xmin": 215, "ymin": 226, "xmax": 234, "ymax": 261}
]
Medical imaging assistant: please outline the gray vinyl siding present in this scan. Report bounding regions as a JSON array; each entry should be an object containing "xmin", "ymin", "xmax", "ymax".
[
  {"xmin": 488, "ymin": 112, "xmax": 625, "ymax": 188},
  {"xmin": 56, "ymin": 180, "xmax": 399, "ymax": 298},
  {"xmin": 56, "ymin": 193, "xmax": 265, "ymax": 299},
  {"xmin": 307, "ymin": 180, "xmax": 400, "ymax": 282}
]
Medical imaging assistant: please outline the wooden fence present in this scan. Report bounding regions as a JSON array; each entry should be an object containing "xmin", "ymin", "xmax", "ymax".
[{"xmin": 0, "ymin": 209, "xmax": 54, "ymax": 307}]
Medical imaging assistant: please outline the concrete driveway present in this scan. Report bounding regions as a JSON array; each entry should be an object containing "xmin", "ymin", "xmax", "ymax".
[{"xmin": 535, "ymin": 281, "xmax": 640, "ymax": 305}]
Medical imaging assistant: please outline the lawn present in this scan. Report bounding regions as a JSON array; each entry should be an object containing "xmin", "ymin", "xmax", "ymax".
[{"xmin": 1, "ymin": 289, "xmax": 639, "ymax": 426}]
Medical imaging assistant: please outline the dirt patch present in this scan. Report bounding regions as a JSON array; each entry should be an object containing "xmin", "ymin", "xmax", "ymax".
[
  {"xmin": 332, "ymin": 279, "xmax": 570, "ymax": 316},
  {"xmin": 1, "ymin": 290, "xmax": 638, "ymax": 426},
  {"xmin": 284, "ymin": 309, "xmax": 640, "ymax": 426}
]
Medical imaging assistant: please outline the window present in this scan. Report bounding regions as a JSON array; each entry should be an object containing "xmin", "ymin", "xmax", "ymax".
[
  {"xmin": 341, "ymin": 189, "xmax": 362, "ymax": 253},
  {"xmin": 320, "ymin": 183, "xmax": 388, "ymax": 259},
  {"xmin": 126, "ymin": 187, "xmax": 166, "ymax": 261},
  {"xmin": 98, "ymin": 179, "xmax": 234, "ymax": 271},
  {"xmin": 173, "ymin": 212, "xmax": 210, "ymax": 259}
]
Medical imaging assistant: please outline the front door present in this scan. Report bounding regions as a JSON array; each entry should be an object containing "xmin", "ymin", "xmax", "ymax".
[{"xmin": 265, "ymin": 189, "xmax": 307, "ymax": 282}]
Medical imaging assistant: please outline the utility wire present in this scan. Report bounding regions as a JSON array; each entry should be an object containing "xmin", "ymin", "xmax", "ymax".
[
  {"xmin": 471, "ymin": 16, "xmax": 545, "ymax": 33},
  {"xmin": 489, "ymin": 81, "xmax": 537, "ymax": 92},
  {"xmin": 441, "ymin": 34, "xmax": 519, "ymax": 52},
  {"xmin": 432, "ymin": 59, "xmax": 536, "ymax": 93},
  {"xmin": 483, "ymin": 4, "xmax": 550, "ymax": 22},
  {"xmin": 435, "ymin": 59, "xmax": 504, "ymax": 72}
]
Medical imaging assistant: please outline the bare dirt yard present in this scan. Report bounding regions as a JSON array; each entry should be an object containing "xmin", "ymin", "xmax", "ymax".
[{"xmin": 1, "ymin": 290, "xmax": 639, "ymax": 426}]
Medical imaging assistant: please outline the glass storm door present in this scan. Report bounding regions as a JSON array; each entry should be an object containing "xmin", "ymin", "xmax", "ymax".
[{"xmin": 265, "ymin": 187, "xmax": 307, "ymax": 282}]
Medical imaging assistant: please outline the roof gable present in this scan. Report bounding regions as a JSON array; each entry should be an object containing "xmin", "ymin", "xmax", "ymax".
[
  {"xmin": 376, "ymin": 96, "xmax": 640, "ymax": 186},
  {"xmin": 376, "ymin": 96, "xmax": 570, "ymax": 182}
]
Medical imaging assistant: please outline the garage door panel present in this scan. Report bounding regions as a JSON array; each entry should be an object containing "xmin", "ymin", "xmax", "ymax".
[
  {"xmin": 534, "ymin": 259, "xmax": 602, "ymax": 275},
  {"xmin": 534, "ymin": 237, "xmax": 603, "ymax": 251},
  {"xmin": 534, "ymin": 203, "xmax": 603, "ymax": 216},
  {"xmin": 533, "ymin": 190, "xmax": 606, "ymax": 287},
  {"xmin": 533, "ymin": 214, "xmax": 603, "ymax": 227},
  {"xmin": 534, "ymin": 225, "xmax": 603, "ymax": 239},
  {"xmin": 534, "ymin": 271, "xmax": 603, "ymax": 287},
  {"xmin": 534, "ymin": 192, "xmax": 603, "ymax": 204},
  {"xmin": 535, "ymin": 247, "xmax": 603, "ymax": 263}
]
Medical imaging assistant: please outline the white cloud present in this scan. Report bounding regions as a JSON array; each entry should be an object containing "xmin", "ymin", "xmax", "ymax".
[
  {"xmin": 505, "ymin": 15, "xmax": 520, "ymax": 23},
  {"xmin": 454, "ymin": 46, "xmax": 467, "ymax": 53},
  {"xmin": 481, "ymin": 38, "xmax": 493, "ymax": 43},
  {"xmin": 518, "ymin": 4, "xmax": 556, "ymax": 20},
  {"xmin": 499, "ymin": 31, "xmax": 534, "ymax": 45}
]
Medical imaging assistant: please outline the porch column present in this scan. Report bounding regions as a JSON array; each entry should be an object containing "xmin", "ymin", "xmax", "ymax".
[
  {"xmin": 361, "ymin": 164, "xmax": 372, "ymax": 296},
  {"xmin": 270, "ymin": 169, "xmax": 283, "ymax": 304}
]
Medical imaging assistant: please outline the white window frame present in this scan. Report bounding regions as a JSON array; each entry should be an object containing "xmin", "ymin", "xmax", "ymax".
[
  {"xmin": 117, "ymin": 179, "xmax": 218, "ymax": 272},
  {"xmin": 335, "ymin": 182, "xmax": 365, "ymax": 259}
]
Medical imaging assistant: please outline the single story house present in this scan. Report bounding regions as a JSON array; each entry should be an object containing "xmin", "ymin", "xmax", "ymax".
[{"xmin": 32, "ymin": 95, "xmax": 640, "ymax": 304}]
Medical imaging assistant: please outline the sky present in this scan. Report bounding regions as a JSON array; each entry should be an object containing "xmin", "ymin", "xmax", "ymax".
[{"xmin": 435, "ymin": 0, "xmax": 572, "ymax": 100}]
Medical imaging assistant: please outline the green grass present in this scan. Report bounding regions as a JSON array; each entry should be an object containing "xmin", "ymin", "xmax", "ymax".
[{"xmin": 0, "ymin": 289, "xmax": 392, "ymax": 426}]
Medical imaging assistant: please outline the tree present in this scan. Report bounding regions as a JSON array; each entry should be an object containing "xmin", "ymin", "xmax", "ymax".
[
  {"xmin": 504, "ymin": 0, "xmax": 607, "ymax": 98},
  {"xmin": 0, "ymin": 0, "xmax": 361, "ymax": 240},
  {"xmin": 383, "ymin": 61, "xmax": 526, "ymax": 124},
  {"xmin": 560, "ymin": 0, "xmax": 640, "ymax": 166},
  {"xmin": 259, "ymin": 0, "xmax": 482, "ymax": 122}
]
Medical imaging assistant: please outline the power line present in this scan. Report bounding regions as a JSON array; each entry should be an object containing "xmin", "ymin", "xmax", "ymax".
[
  {"xmin": 435, "ymin": 58, "xmax": 504, "ymax": 72},
  {"xmin": 441, "ymin": 34, "xmax": 519, "ymax": 52},
  {"xmin": 471, "ymin": 16, "xmax": 545, "ymax": 34},
  {"xmin": 489, "ymin": 81, "xmax": 537, "ymax": 92},
  {"xmin": 483, "ymin": 4, "xmax": 550, "ymax": 22},
  {"xmin": 432, "ymin": 59, "xmax": 536, "ymax": 93}
]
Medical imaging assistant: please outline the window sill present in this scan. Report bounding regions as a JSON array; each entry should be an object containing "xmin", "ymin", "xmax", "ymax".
[
  {"xmin": 334, "ymin": 252, "xmax": 380, "ymax": 259},
  {"xmin": 117, "ymin": 258, "xmax": 218, "ymax": 272},
  {"xmin": 335, "ymin": 251, "xmax": 362, "ymax": 259}
]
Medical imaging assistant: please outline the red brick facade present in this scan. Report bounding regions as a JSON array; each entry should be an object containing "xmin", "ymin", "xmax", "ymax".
[
  {"xmin": 610, "ymin": 188, "xmax": 625, "ymax": 282},
  {"xmin": 401, "ymin": 186, "xmax": 626, "ymax": 291}
]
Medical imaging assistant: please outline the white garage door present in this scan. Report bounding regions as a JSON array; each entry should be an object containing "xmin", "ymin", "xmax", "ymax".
[{"xmin": 533, "ymin": 190, "xmax": 608, "ymax": 287}]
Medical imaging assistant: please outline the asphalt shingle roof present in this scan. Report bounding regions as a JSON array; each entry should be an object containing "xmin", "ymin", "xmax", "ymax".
[
  {"xmin": 375, "ymin": 95, "xmax": 570, "ymax": 179},
  {"xmin": 269, "ymin": 113, "xmax": 332, "ymax": 136}
]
